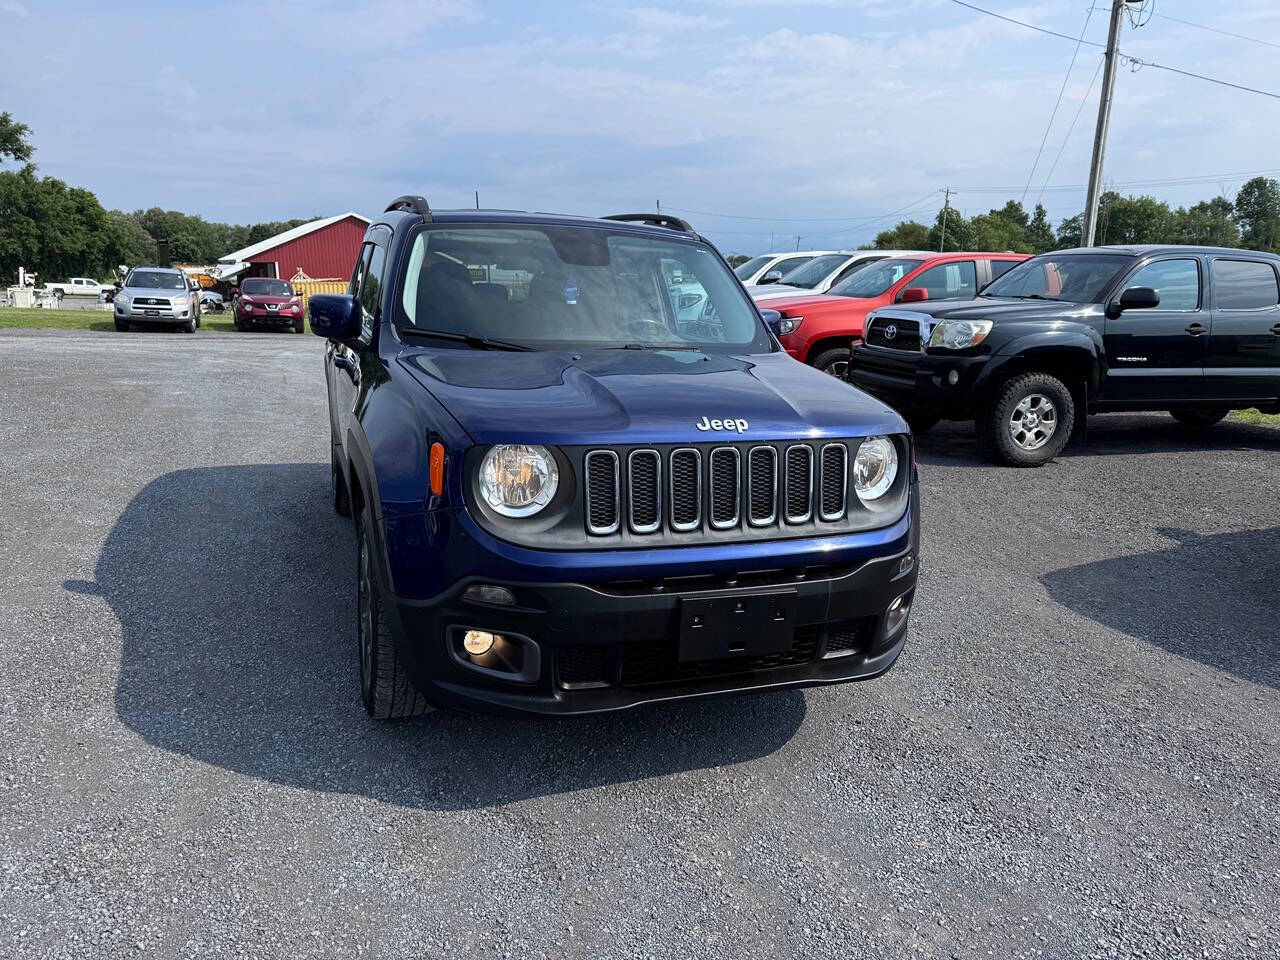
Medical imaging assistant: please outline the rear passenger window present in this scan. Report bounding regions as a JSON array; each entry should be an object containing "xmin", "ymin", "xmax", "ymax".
[
  {"xmin": 989, "ymin": 260, "xmax": 1019, "ymax": 280},
  {"xmin": 909, "ymin": 261, "xmax": 976, "ymax": 300},
  {"xmin": 360, "ymin": 245, "xmax": 387, "ymax": 337},
  {"xmin": 1126, "ymin": 259, "xmax": 1200, "ymax": 311},
  {"xmin": 1212, "ymin": 259, "xmax": 1280, "ymax": 310}
]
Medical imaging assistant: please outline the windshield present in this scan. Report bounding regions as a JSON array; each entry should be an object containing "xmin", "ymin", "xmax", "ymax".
[
  {"xmin": 397, "ymin": 224, "xmax": 774, "ymax": 353},
  {"xmin": 125, "ymin": 270, "xmax": 185, "ymax": 291},
  {"xmin": 776, "ymin": 254, "xmax": 849, "ymax": 289},
  {"xmin": 829, "ymin": 258, "xmax": 925, "ymax": 298},
  {"xmin": 983, "ymin": 253, "xmax": 1129, "ymax": 302},
  {"xmin": 734, "ymin": 255, "xmax": 772, "ymax": 280},
  {"xmin": 242, "ymin": 278, "xmax": 293, "ymax": 297}
]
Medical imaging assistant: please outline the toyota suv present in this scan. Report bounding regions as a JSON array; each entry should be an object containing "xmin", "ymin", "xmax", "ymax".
[
  {"xmin": 849, "ymin": 245, "xmax": 1280, "ymax": 465},
  {"xmin": 311, "ymin": 197, "xmax": 920, "ymax": 717},
  {"xmin": 113, "ymin": 267, "xmax": 201, "ymax": 332}
]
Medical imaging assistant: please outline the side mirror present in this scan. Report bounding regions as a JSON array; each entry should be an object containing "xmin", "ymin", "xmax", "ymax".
[
  {"xmin": 309, "ymin": 293, "xmax": 361, "ymax": 340},
  {"xmin": 898, "ymin": 287, "xmax": 928, "ymax": 303},
  {"xmin": 1116, "ymin": 286, "xmax": 1160, "ymax": 313},
  {"xmin": 760, "ymin": 270, "xmax": 784, "ymax": 285},
  {"xmin": 760, "ymin": 308, "xmax": 783, "ymax": 337}
]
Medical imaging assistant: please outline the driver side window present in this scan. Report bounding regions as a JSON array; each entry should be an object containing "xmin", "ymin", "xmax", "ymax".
[{"xmin": 1125, "ymin": 259, "xmax": 1200, "ymax": 312}]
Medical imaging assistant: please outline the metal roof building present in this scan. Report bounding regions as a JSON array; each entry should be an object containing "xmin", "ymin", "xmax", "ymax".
[{"xmin": 215, "ymin": 212, "xmax": 370, "ymax": 283}]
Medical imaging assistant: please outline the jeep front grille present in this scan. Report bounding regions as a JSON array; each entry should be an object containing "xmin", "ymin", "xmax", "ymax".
[{"xmin": 582, "ymin": 441, "xmax": 858, "ymax": 538}]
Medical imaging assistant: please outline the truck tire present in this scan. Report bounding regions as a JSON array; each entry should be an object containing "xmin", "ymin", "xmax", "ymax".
[
  {"xmin": 356, "ymin": 505, "xmax": 430, "ymax": 720},
  {"xmin": 1169, "ymin": 408, "xmax": 1228, "ymax": 428},
  {"xmin": 809, "ymin": 347, "xmax": 852, "ymax": 379},
  {"xmin": 980, "ymin": 371, "xmax": 1075, "ymax": 467}
]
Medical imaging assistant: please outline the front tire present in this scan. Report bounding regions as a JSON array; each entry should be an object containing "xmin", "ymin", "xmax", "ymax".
[
  {"xmin": 981, "ymin": 372, "xmax": 1075, "ymax": 467},
  {"xmin": 809, "ymin": 346, "xmax": 852, "ymax": 379},
  {"xmin": 114, "ymin": 318, "xmax": 129, "ymax": 332},
  {"xmin": 293, "ymin": 317, "xmax": 305, "ymax": 334},
  {"xmin": 182, "ymin": 315, "xmax": 197, "ymax": 334},
  {"xmin": 1169, "ymin": 408, "xmax": 1228, "ymax": 428},
  {"xmin": 356, "ymin": 506, "xmax": 429, "ymax": 720}
]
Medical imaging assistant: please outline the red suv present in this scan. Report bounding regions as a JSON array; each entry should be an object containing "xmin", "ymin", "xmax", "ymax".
[
  {"xmin": 234, "ymin": 277, "xmax": 305, "ymax": 333},
  {"xmin": 767, "ymin": 252, "xmax": 1030, "ymax": 376}
]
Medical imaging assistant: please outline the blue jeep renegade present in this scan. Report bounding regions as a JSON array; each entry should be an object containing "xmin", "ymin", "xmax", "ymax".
[{"xmin": 310, "ymin": 197, "xmax": 919, "ymax": 717}]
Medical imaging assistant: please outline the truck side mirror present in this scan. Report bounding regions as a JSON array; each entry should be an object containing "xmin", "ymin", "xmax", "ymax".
[
  {"xmin": 760, "ymin": 270, "xmax": 784, "ymax": 285},
  {"xmin": 898, "ymin": 287, "xmax": 928, "ymax": 303},
  {"xmin": 309, "ymin": 293, "xmax": 361, "ymax": 340},
  {"xmin": 1119, "ymin": 286, "xmax": 1160, "ymax": 310}
]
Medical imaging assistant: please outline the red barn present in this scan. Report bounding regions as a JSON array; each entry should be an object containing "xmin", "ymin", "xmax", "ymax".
[{"xmin": 214, "ymin": 212, "xmax": 370, "ymax": 284}]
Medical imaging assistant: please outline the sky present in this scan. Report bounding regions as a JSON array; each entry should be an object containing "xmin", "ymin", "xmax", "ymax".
[{"xmin": 3, "ymin": 0, "xmax": 1279, "ymax": 255}]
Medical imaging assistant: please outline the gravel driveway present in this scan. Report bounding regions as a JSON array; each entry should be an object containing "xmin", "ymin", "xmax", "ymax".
[{"xmin": 1, "ymin": 330, "xmax": 1277, "ymax": 959}]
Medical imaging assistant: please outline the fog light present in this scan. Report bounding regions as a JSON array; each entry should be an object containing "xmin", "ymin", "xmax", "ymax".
[
  {"xmin": 462, "ymin": 630, "xmax": 497, "ymax": 656},
  {"xmin": 462, "ymin": 584, "xmax": 516, "ymax": 605},
  {"xmin": 885, "ymin": 593, "xmax": 912, "ymax": 638},
  {"xmin": 946, "ymin": 369, "xmax": 959, "ymax": 386}
]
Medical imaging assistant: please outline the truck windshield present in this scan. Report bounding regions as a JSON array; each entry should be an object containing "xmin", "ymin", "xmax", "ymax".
[
  {"xmin": 126, "ymin": 270, "xmax": 185, "ymax": 290},
  {"xmin": 776, "ymin": 254, "xmax": 848, "ymax": 289},
  {"xmin": 982, "ymin": 253, "xmax": 1129, "ymax": 303},
  {"xmin": 396, "ymin": 224, "xmax": 774, "ymax": 354},
  {"xmin": 242, "ymin": 279, "xmax": 293, "ymax": 296},
  {"xmin": 830, "ymin": 258, "xmax": 925, "ymax": 298}
]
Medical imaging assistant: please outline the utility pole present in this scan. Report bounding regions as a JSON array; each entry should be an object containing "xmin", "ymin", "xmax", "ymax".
[
  {"xmin": 769, "ymin": 232, "xmax": 774, "ymax": 252},
  {"xmin": 475, "ymin": 190, "xmax": 480, "ymax": 210},
  {"xmin": 939, "ymin": 188, "xmax": 952, "ymax": 252},
  {"xmin": 1082, "ymin": 0, "xmax": 1137, "ymax": 247},
  {"xmin": 794, "ymin": 235, "xmax": 801, "ymax": 251},
  {"xmin": 656, "ymin": 199, "xmax": 661, "ymax": 213}
]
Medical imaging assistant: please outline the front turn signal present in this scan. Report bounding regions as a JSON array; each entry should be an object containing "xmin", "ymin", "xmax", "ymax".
[{"xmin": 429, "ymin": 442, "xmax": 445, "ymax": 496}]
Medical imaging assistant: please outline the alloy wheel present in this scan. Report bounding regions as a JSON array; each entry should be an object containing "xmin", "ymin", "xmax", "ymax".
[{"xmin": 1009, "ymin": 393, "xmax": 1058, "ymax": 451}]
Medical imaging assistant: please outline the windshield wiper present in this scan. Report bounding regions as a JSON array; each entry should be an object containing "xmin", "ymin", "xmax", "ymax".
[
  {"xmin": 398, "ymin": 328, "xmax": 533, "ymax": 351},
  {"xmin": 616, "ymin": 343, "xmax": 702, "ymax": 351}
]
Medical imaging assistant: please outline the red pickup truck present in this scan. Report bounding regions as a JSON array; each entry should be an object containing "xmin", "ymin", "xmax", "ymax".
[{"xmin": 767, "ymin": 251, "xmax": 1030, "ymax": 376}]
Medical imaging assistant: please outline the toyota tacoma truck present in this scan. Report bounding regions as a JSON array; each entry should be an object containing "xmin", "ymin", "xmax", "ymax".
[
  {"xmin": 311, "ymin": 197, "xmax": 920, "ymax": 717},
  {"xmin": 849, "ymin": 244, "xmax": 1280, "ymax": 466}
]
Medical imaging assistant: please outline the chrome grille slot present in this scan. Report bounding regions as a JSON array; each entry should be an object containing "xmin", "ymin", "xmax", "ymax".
[
  {"xmin": 747, "ymin": 446, "xmax": 777, "ymax": 526},
  {"xmin": 708, "ymin": 447, "xmax": 741, "ymax": 529},
  {"xmin": 627, "ymin": 450, "xmax": 661, "ymax": 533},
  {"xmin": 819, "ymin": 443, "xmax": 847, "ymax": 521},
  {"xmin": 669, "ymin": 448, "xmax": 701, "ymax": 531},
  {"xmin": 584, "ymin": 450, "xmax": 620, "ymax": 535},
  {"xmin": 784, "ymin": 445, "xmax": 813, "ymax": 523}
]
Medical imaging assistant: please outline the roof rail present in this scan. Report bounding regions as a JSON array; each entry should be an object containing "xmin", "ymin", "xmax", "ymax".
[
  {"xmin": 384, "ymin": 195, "xmax": 433, "ymax": 220},
  {"xmin": 602, "ymin": 213, "xmax": 695, "ymax": 234}
]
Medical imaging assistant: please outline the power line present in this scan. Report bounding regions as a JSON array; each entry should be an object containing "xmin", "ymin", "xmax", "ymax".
[
  {"xmin": 1036, "ymin": 57, "xmax": 1105, "ymax": 207},
  {"xmin": 944, "ymin": 0, "xmax": 1104, "ymax": 46},
  {"xmin": 1147, "ymin": 10, "xmax": 1280, "ymax": 49},
  {"xmin": 1021, "ymin": 6, "xmax": 1096, "ymax": 204},
  {"xmin": 662, "ymin": 202, "xmax": 929, "ymax": 224}
]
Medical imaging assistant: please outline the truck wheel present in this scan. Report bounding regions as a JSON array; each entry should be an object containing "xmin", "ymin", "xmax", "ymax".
[
  {"xmin": 355, "ymin": 506, "xmax": 429, "ymax": 720},
  {"xmin": 114, "ymin": 318, "xmax": 129, "ymax": 332},
  {"xmin": 1169, "ymin": 408, "xmax": 1228, "ymax": 428},
  {"xmin": 981, "ymin": 372, "xmax": 1075, "ymax": 467},
  {"xmin": 810, "ymin": 347, "xmax": 851, "ymax": 379}
]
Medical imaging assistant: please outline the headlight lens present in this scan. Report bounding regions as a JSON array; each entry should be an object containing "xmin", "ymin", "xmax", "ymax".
[
  {"xmin": 853, "ymin": 436, "xmax": 898, "ymax": 501},
  {"xmin": 173, "ymin": 295, "xmax": 189, "ymax": 306},
  {"xmin": 116, "ymin": 292, "xmax": 130, "ymax": 304},
  {"xmin": 479, "ymin": 444, "xmax": 559, "ymax": 517},
  {"xmin": 928, "ymin": 319, "xmax": 993, "ymax": 350},
  {"xmin": 776, "ymin": 315, "xmax": 802, "ymax": 335}
]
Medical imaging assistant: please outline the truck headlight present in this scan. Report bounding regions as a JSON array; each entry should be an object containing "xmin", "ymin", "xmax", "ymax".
[
  {"xmin": 853, "ymin": 436, "xmax": 898, "ymax": 501},
  {"xmin": 927, "ymin": 319, "xmax": 992, "ymax": 350},
  {"xmin": 479, "ymin": 444, "xmax": 559, "ymax": 517}
]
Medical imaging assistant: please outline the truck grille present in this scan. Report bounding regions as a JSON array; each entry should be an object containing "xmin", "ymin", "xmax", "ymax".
[
  {"xmin": 583, "ymin": 441, "xmax": 854, "ymax": 538},
  {"xmin": 865, "ymin": 316, "xmax": 922, "ymax": 351}
]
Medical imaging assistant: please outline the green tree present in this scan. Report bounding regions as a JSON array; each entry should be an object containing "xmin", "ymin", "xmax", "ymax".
[
  {"xmin": 874, "ymin": 220, "xmax": 930, "ymax": 250},
  {"xmin": 1095, "ymin": 193, "xmax": 1174, "ymax": 245},
  {"xmin": 726, "ymin": 254, "xmax": 750, "ymax": 268},
  {"xmin": 105, "ymin": 212, "xmax": 158, "ymax": 267},
  {"xmin": 1026, "ymin": 204, "xmax": 1055, "ymax": 252},
  {"xmin": 1171, "ymin": 197, "xmax": 1239, "ymax": 248},
  {"xmin": 1055, "ymin": 213, "xmax": 1083, "ymax": 248},
  {"xmin": 929, "ymin": 207, "xmax": 972, "ymax": 251},
  {"xmin": 1234, "ymin": 176, "xmax": 1280, "ymax": 251},
  {"xmin": 0, "ymin": 112, "xmax": 34, "ymax": 165}
]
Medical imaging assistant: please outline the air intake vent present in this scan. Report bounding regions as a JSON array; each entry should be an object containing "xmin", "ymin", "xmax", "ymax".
[
  {"xmin": 669, "ymin": 448, "xmax": 701, "ymax": 531},
  {"xmin": 784, "ymin": 445, "xmax": 813, "ymax": 523},
  {"xmin": 628, "ymin": 450, "xmax": 661, "ymax": 533},
  {"xmin": 584, "ymin": 450, "xmax": 620, "ymax": 534},
  {"xmin": 819, "ymin": 443, "xmax": 847, "ymax": 521},
  {"xmin": 709, "ymin": 447, "xmax": 740, "ymax": 529},
  {"xmin": 747, "ymin": 446, "xmax": 777, "ymax": 526}
]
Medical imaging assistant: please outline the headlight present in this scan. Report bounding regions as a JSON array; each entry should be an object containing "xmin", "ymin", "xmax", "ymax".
[
  {"xmin": 479, "ymin": 444, "xmax": 559, "ymax": 517},
  {"xmin": 776, "ymin": 315, "xmax": 802, "ymax": 335},
  {"xmin": 853, "ymin": 436, "xmax": 898, "ymax": 501},
  {"xmin": 240, "ymin": 296, "xmax": 254, "ymax": 306},
  {"xmin": 928, "ymin": 319, "xmax": 993, "ymax": 350},
  {"xmin": 173, "ymin": 295, "xmax": 189, "ymax": 306},
  {"xmin": 115, "ymin": 292, "xmax": 130, "ymax": 304}
]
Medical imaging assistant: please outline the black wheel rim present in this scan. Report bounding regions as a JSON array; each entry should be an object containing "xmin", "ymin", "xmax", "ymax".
[{"xmin": 357, "ymin": 532, "xmax": 374, "ymax": 697}]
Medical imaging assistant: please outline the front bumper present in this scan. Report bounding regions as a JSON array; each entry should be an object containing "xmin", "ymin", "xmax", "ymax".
[
  {"xmin": 849, "ymin": 344, "xmax": 990, "ymax": 418},
  {"xmin": 239, "ymin": 305, "xmax": 302, "ymax": 323},
  {"xmin": 115, "ymin": 302, "xmax": 194, "ymax": 323},
  {"xmin": 379, "ymin": 482, "xmax": 921, "ymax": 715}
]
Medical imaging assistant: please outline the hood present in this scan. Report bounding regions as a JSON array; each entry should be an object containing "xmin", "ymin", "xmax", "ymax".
[
  {"xmin": 400, "ymin": 348, "xmax": 905, "ymax": 446},
  {"xmin": 874, "ymin": 296, "xmax": 1096, "ymax": 322},
  {"xmin": 763, "ymin": 293, "xmax": 872, "ymax": 313},
  {"xmin": 746, "ymin": 283, "xmax": 820, "ymax": 301},
  {"xmin": 241, "ymin": 293, "xmax": 295, "ymax": 304}
]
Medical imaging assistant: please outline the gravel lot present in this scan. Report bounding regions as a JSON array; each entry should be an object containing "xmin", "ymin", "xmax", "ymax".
[{"xmin": 1, "ymin": 329, "xmax": 1277, "ymax": 959}]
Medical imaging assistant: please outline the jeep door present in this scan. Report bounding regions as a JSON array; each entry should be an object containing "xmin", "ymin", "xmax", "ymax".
[
  {"xmin": 1101, "ymin": 256, "xmax": 1205, "ymax": 404},
  {"xmin": 1203, "ymin": 257, "xmax": 1280, "ymax": 403}
]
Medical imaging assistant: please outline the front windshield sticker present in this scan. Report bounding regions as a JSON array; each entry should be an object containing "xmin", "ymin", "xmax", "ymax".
[{"xmin": 564, "ymin": 278, "xmax": 579, "ymax": 305}]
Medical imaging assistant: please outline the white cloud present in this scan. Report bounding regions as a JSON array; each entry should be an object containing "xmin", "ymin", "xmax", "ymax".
[{"xmin": 0, "ymin": 0, "xmax": 30, "ymax": 17}]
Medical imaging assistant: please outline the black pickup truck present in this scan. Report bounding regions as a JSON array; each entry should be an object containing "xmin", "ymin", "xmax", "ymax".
[{"xmin": 848, "ymin": 245, "xmax": 1280, "ymax": 465}]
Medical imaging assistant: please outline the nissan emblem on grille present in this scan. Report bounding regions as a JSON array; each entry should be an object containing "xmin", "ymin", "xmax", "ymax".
[{"xmin": 884, "ymin": 324, "xmax": 898, "ymax": 341}]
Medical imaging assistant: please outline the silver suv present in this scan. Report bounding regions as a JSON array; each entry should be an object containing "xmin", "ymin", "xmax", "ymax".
[{"xmin": 114, "ymin": 267, "xmax": 201, "ymax": 333}]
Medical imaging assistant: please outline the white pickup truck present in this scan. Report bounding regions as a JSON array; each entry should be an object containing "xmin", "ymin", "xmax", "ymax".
[{"xmin": 45, "ymin": 277, "xmax": 113, "ymax": 300}]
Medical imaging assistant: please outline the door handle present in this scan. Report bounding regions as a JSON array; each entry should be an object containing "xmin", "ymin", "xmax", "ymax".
[{"xmin": 1185, "ymin": 322, "xmax": 1206, "ymax": 336}]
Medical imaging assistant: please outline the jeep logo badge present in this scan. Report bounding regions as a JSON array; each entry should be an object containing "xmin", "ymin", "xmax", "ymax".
[
  {"xmin": 884, "ymin": 324, "xmax": 898, "ymax": 341},
  {"xmin": 696, "ymin": 416, "xmax": 749, "ymax": 433}
]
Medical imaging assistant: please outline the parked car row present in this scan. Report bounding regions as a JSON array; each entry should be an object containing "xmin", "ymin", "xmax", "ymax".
[{"xmin": 108, "ymin": 267, "xmax": 306, "ymax": 333}]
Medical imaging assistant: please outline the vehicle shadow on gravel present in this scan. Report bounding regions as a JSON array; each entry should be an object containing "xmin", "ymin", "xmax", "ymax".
[
  {"xmin": 1042, "ymin": 526, "xmax": 1280, "ymax": 689},
  {"xmin": 77, "ymin": 464, "xmax": 804, "ymax": 809}
]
